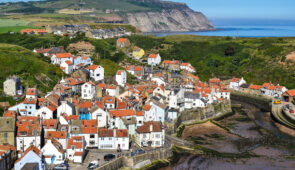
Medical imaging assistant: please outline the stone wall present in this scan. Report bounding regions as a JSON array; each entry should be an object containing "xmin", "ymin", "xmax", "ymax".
[
  {"xmin": 230, "ymin": 90, "xmax": 272, "ymax": 112},
  {"xmin": 97, "ymin": 147, "xmax": 172, "ymax": 170},
  {"xmin": 175, "ymin": 100, "xmax": 232, "ymax": 129}
]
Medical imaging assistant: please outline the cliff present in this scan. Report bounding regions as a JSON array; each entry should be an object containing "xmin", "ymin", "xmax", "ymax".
[{"xmin": 125, "ymin": 1, "xmax": 215, "ymax": 32}]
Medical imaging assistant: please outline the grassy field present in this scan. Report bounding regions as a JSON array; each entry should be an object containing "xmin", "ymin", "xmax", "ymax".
[
  {"xmin": 0, "ymin": 19, "xmax": 42, "ymax": 33},
  {"xmin": 0, "ymin": 43, "xmax": 63, "ymax": 93}
]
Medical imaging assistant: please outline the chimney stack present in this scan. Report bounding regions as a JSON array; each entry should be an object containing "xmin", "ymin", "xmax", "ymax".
[{"xmin": 150, "ymin": 124, "xmax": 153, "ymax": 132}]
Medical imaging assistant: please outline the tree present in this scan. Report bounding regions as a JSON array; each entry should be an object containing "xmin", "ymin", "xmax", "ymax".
[{"xmin": 225, "ymin": 46, "xmax": 235, "ymax": 56}]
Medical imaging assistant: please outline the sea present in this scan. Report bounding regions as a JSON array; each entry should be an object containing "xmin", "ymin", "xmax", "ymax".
[{"xmin": 150, "ymin": 19, "xmax": 295, "ymax": 38}]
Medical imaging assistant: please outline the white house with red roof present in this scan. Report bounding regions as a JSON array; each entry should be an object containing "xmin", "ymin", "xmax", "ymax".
[
  {"xmin": 81, "ymin": 82, "xmax": 96, "ymax": 100},
  {"xmin": 36, "ymin": 105, "xmax": 56, "ymax": 119},
  {"xmin": 135, "ymin": 121, "xmax": 165, "ymax": 148},
  {"xmin": 103, "ymin": 95, "xmax": 116, "ymax": 109},
  {"xmin": 98, "ymin": 128, "xmax": 115, "ymax": 149},
  {"xmin": 57, "ymin": 101, "xmax": 75, "ymax": 118},
  {"xmin": 60, "ymin": 60, "xmax": 74, "ymax": 74},
  {"xmin": 16, "ymin": 117, "xmax": 41, "ymax": 155},
  {"xmin": 42, "ymin": 119, "xmax": 58, "ymax": 133},
  {"xmin": 51, "ymin": 53, "xmax": 73, "ymax": 65},
  {"xmin": 106, "ymin": 85, "xmax": 119, "ymax": 97},
  {"xmin": 66, "ymin": 136, "xmax": 85, "ymax": 163},
  {"xmin": 81, "ymin": 120, "xmax": 98, "ymax": 148},
  {"xmin": 87, "ymin": 65, "xmax": 104, "ymax": 81},
  {"xmin": 116, "ymin": 70, "xmax": 127, "ymax": 87},
  {"xmin": 115, "ymin": 129, "xmax": 129, "ymax": 150},
  {"xmin": 90, "ymin": 106, "xmax": 109, "ymax": 128},
  {"xmin": 98, "ymin": 128, "xmax": 129, "ymax": 150},
  {"xmin": 180, "ymin": 63, "xmax": 196, "ymax": 73},
  {"xmin": 46, "ymin": 131, "xmax": 67, "ymax": 149},
  {"xmin": 148, "ymin": 54, "xmax": 161, "ymax": 66},
  {"xmin": 14, "ymin": 145, "xmax": 43, "ymax": 170},
  {"xmin": 26, "ymin": 88, "xmax": 38, "ymax": 99},
  {"xmin": 229, "ymin": 77, "xmax": 246, "ymax": 90},
  {"xmin": 41, "ymin": 138, "xmax": 65, "ymax": 165}
]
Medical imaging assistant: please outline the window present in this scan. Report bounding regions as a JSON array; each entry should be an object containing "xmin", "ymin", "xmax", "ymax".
[
  {"xmin": 101, "ymin": 138, "xmax": 104, "ymax": 141},
  {"xmin": 156, "ymin": 141, "xmax": 160, "ymax": 145},
  {"xmin": 90, "ymin": 134, "xmax": 95, "ymax": 138},
  {"xmin": 143, "ymin": 134, "xmax": 146, "ymax": 138},
  {"xmin": 71, "ymin": 146, "xmax": 75, "ymax": 150},
  {"xmin": 4, "ymin": 133, "xmax": 7, "ymax": 140},
  {"xmin": 28, "ymin": 112, "xmax": 31, "ymax": 115},
  {"xmin": 109, "ymin": 138, "xmax": 112, "ymax": 140},
  {"xmin": 156, "ymin": 134, "xmax": 161, "ymax": 138},
  {"xmin": 96, "ymin": 74, "xmax": 100, "ymax": 77}
]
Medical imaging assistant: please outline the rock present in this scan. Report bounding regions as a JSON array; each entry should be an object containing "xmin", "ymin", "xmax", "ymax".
[{"xmin": 125, "ymin": 9, "xmax": 215, "ymax": 32}]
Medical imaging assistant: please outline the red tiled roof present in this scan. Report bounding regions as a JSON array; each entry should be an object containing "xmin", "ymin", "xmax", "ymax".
[
  {"xmin": 82, "ymin": 120, "xmax": 98, "ymax": 134},
  {"xmin": 65, "ymin": 60, "xmax": 73, "ymax": 65},
  {"xmin": 87, "ymin": 65, "xmax": 99, "ymax": 70},
  {"xmin": 143, "ymin": 105, "xmax": 152, "ymax": 111},
  {"xmin": 42, "ymin": 119, "xmax": 58, "ymax": 129},
  {"xmin": 26, "ymin": 88, "xmax": 37, "ymax": 95},
  {"xmin": 136, "ymin": 121, "xmax": 162, "ymax": 133},
  {"xmin": 109, "ymin": 109, "xmax": 136, "ymax": 118},
  {"xmin": 231, "ymin": 78, "xmax": 241, "ymax": 82},
  {"xmin": 106, "ymin": 85, "xmax": 117, "ymax": 89},
  {"xmin": 148, "ymin": 54, "xmax": 158, "ymax": 58},
  {"xmin": 117, "ymin": 38, "xmax": 128, "ymax": 43},
  {"xmin": 117, "ymin": 70, "xmax": 123, "ymax": 75},
  {"xmin": 97, "ymin": 83, "xmax": 106, "ymax": 88},
  {"xmin": 67, "ymin": 136, "xmax": 83, "ymax": 149},
  {"xmin": 3, "ymin": 110, "xmax": 18, "ymax": 118},
  {"xmin": 209, "ymin": 78, "xmax": 220, "ymax": 83},
  {"xmin": 23, "ymin": 98, "xmax": 37, "ymax": 104},
  {"xmin": 99, "ymin": 128, "xmax": 113, "ymax": 137},
  {"xmin": 136, "ymin": 111, "xmax": 143, "ymax": 116},
  {"xmin": 284, "ymin": 89, "xmax": 295, "ymax": 97},
  {"xmin": 46, "ymin": 131, "xmax": 66, "ymax": 139},
  {"xmin": 17, "ymin": 116, "xmax": 40, "ymax": 137},
  {"xmin": 249, "ymin": 85, "xmax": 262, "ymax": 90},
  {"xmin": 103, "ymin": 95, "xmax": 115, "ymax": 104},
  {"xmin": 116, "ymin": 129, "xmax": 128, "ymax": 137},
  {"xmin": 56, "ymin": 53, "xmax": 72, "ymax": 58},
  {"xmin": 134, "ymin": 66, "xmax": 142, "ymax": 71},
  {"xmin": 79, "ymin": 101, "xmax": 92, "ymax": 109},
  {"xmin": 95, "ymin": 101, "xmax": 104, "ymax": 109},
  {"xmin": 74, "ymin": 152, "xmax": 83, "ymax": 156},
  {"xmin": 117, "ymin": 101, "xmax": 126, "ymax": 110}
]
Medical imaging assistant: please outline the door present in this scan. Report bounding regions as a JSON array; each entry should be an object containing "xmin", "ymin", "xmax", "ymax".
[{"xmin": 51, "ymin": 155, "xmax": 56, "ymax": 164}]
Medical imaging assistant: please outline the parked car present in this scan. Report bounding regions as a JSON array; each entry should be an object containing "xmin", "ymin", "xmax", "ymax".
[
  {"xmin": 87, "ymin": 160, "xmax": 99, "ymax": 170},
  {"xmin": 104, "ymin": 154, "xmax": 116, "ymax": 161},
  {"xmin": 273, "ymin": 100, "xmax": 281, "ymax": 104},
  {"xmin": 136, "ymin": 149, "xmax": 145, "ymax": 155},
  {"xmin": 130, "ymin": 152, "xmax": 135, "ymax": 157},
  {"xmin": 53, "ymin": 163, "xmax": 69, "ymax": 170}
]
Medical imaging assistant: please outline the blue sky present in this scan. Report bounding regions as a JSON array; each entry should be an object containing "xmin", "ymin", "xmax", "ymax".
[{"xmin": 170, "ymin": 0, "xmax": 295, "ymax": 20}]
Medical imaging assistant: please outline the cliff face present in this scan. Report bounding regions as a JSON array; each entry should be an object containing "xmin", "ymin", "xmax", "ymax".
[{"xmin": 125, "ymin": 7, "xmax": 215, "ymax": 32}]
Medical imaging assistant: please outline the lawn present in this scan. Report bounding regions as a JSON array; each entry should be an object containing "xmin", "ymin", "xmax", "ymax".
[{"xmin": 0, "ymin": 19, "xmax": 29, "ymax": 27}]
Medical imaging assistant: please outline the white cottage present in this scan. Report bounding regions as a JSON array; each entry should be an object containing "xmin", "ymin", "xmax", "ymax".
[
  {"xmin": 148, "ymin": 54, "xmax": 161, "ymax": 66},
  {"xmin": 81, "ymin": 82, "xmax": 96, "ymax": 100},
  {"xmin": 87, "ymin": 65, "xmax": 104, "ymax": 81},
  {"xmin": 116, "ymin": 70, "xmax": 127, "ymax": 87}
]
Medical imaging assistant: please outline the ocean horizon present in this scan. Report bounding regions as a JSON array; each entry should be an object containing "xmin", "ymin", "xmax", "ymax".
[{"xmin": 150, "ymin": 18, "xmax": 295, "ymax": 38}]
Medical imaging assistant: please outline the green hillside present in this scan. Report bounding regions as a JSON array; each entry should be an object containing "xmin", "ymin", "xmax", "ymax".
[
  {"xmin": 0, "ymin": 0, "xmax": 164, "ymax": 14},
  {"xmin": 128, "ymin": 35, "xmax": 295, "ymax": 89},
  {"xmin": 0, "ymin": 43, "xmax": 63, "ymax": 93}
]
